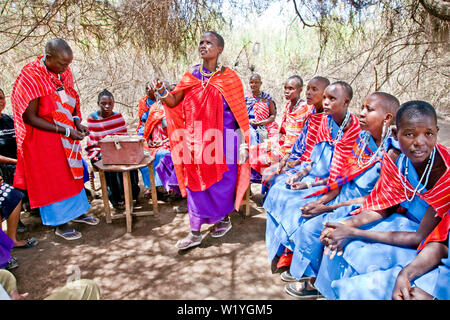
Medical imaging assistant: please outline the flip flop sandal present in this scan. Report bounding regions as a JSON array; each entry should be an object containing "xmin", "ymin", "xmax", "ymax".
[
  {"xmin": 175, "ymin": 233, "xmax": 202, "ymax": 250},
  {"xmin": 284, "ymin": 282, "xmax": 323, "ymax": 300},
  {"xmin": 55, "ymin": 229, "xmax": 82, "ymax": 241},
  {"xmin": 210, "ymin": 222, "xmax": 232, "ymax": 238},
  {"xmin": 14, "ymin": 237, "xmax": 38, "ymax": 249},
  {"xmin": 73, "ymin": 216, "xmax": 100, "ymax": 225}
]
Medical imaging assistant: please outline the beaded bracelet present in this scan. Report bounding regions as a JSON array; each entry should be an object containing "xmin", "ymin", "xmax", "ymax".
[
  {"xmin": 73, "ymin": 116, "xmax": 80, "ymax": 121},
  {"xmin": 159, "ymin": 89, "xmax": 170, "ymax": 99}
]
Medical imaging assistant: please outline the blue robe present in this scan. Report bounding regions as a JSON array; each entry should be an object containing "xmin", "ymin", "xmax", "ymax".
[
  {"xmin": 263, "ymin": 116, "xmax": 339, "ymax": 262},
  {"xmin": 314, "ymin": 154, "xmax": 431, "ymax": 299},
  {"xmin": 289, "ymin": 133, "xmax": 385, "ymax": 280}
]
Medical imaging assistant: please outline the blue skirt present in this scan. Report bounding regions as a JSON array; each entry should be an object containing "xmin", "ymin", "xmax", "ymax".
[{"xmin": 40, "ymin": 188, "xmax": 91, "ymax": 226}]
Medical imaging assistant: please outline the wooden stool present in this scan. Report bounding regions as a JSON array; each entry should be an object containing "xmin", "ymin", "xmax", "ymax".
[{"xmin": 93, "ymin": 155, "xmax": 159, "ymax": 233}]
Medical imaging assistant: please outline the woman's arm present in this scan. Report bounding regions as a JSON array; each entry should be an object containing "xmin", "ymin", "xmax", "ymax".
[
  {"xmin": 0, "ymin": 155, "xmax": 17, "ymax": 165},
  {"xmin": 152, "ymin": 79, "xmax": 184, "ymax": 108},
  {"xmin": 22, "ymin": 98, "xmax": 84, "ymax": 140},
  {"xmin": 323, "ymin": 205, "xmax": 441, "ymax": 254},
  {"xmin": 393, "ymin": 240, "xmax": 448, "ymax": 300}
]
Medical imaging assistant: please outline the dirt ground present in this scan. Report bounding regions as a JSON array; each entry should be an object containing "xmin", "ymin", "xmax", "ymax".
[{"xmin": 5, "ymin": 120, "xmax": 450, "ymax": 300}]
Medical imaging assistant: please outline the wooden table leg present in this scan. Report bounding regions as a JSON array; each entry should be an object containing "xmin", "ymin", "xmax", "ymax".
[
  {"xmin": 245, "ymin": 186, "xmax": 250, "ymax": 216},
  {"xmin": 147, "ymin": 163, "xmax": 159, "ymax": 214},
  {"xmin": 123, "ymin": 171, "xmax": 132, "ymax": 233},
  {"xmin": 98, "ymin": 170, "xmax": 111, "ymax": 223}
]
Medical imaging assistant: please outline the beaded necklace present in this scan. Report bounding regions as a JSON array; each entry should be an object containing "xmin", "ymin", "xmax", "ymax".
[
  {"xmin": 398, "ymin": 147, "xmax": 436, "ymax": 202},
  {"xmin": 200, "ymin": 62, "xmax": 222, "ymax": 90},
  {"xmin": 356, "ymin": 127, "xmax": 391, "ymax": 168},
  {"xmin": 329, "ymin": 110, "xmax": 350, "ymax": 145}
]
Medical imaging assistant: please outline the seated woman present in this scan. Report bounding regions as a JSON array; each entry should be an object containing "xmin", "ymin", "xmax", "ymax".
[
  {"xmin": 0, "ymin": 175, "xmax": 37, "ymax": 249},
  {"xmin": 136, "ymin": 82, "xmax": 172, "ymax": 200},
  {"xmin": 282, "ymin": 92, "xmax": 400, "ymax": 299},
  {"xmin": 315, "ymin": 100, "xmax": 450, "ymax": 300},
  {"xmin": 0, "ymin": 88, "xmax": 36, "ymax": 227},
  {"xmin": 249, "ymin": 75, "xmax": 308, "ymax": 177},
  {"xmin": 245, "ymin": 73, "xmax": 278, "ymax": 145},
  {"xmin": 263, "ymin": 81, "xmax": 360, "ymax": 275},
  {"xmin": 85, "ymin": 89, "xmax": 140, "ymax": 210}
]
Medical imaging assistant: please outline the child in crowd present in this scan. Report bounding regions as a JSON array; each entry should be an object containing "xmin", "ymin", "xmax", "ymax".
[
  {"xmin": 315, "ymin": 100, "xmax": 449, "ymax": 300},
  {"xmin": 263, "ymin": 81, "xmax": 361, "ymax": 280},
  {"xmin": 281, "ymin": 92, "xmax": 400, "ymax": 298},
  {"xmin": 85, "ymin": 89, "xmax": 140, "ymax": 210},
  {"xmin": 137, "ymin": 82, "xmax": 172, "ymax": 201}
]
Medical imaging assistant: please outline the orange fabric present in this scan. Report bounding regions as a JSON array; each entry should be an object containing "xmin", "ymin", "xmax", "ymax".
[
  {"xmin": 164, "ymin": 67, "xmax": 250, "ymax": 211},
  {"xmin": 137, "ymin": 96, "xmax": 149, "ymax": 133},
  {"xmin": 143, "ymin": 102, "xmax": 165, "ymax": 143}
]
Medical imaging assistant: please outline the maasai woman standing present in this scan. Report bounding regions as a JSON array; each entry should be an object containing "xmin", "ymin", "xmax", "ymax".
[
  {"xmin": 152, "ymin": 31, "xmax": 250, "ymax": 250},
  {"xmin": 11, "ymin": 38, "xmax": 98, "ymax": 241},
  {"xmin": 316, "ymin": 101, "xmax": 450, "ymax": 300}
]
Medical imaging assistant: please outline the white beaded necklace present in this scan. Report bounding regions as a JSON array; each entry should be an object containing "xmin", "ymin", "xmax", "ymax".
[
  {"xmin": 398, "ymin": 147, "xmax": 436, "ymax": 202},
  {"xmin": 329, "ymin": 111, "xmax": 350, "ymax": 145},
  {"xmin": 357, "ymin": 127, "xmax": 391, "ymax": 168}
]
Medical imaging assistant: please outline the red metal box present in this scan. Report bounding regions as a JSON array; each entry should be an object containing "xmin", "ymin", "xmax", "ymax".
[{"xmin": 99, "ymin": 135, "xmax": 145, "ymax": 165}]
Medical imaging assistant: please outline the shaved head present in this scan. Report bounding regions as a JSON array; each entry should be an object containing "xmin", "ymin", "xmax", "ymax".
[
  {"xmin": 45, "ymin": 38, "xmax": 72, "ymax": 57},
  {"xmin": 369, "ymin": 92, "xmax": 400, "ymax": 120}
]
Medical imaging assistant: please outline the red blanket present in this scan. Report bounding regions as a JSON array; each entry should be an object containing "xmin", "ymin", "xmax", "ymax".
[
  {"xmin": 351, "ymin": 143, "xmax": 450, "ymax": 252},
  {"xmin": 164, "ymin": 67, "xmax": 250, "ymax": 211}
]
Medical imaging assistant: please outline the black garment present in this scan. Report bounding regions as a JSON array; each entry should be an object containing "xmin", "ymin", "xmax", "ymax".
[
  {"xmin": 0, "ymin": 114, "xmax": 17, "ymax": 185},
  {"xmin": 0, "ymin": 114, "xmax": 17, "ymax": 159},
  {"xmin": 90, "ymin": 158, "xmax": 140, "ymax": 207}
]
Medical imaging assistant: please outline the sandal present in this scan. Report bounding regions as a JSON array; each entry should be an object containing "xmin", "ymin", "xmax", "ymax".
[
  {"xmin": 210, "ymin": 219, "xmax": 232, "ymax": 238},
  {"xmin": 143, "ymin": 188, "xmax": 152, "ymax": 199},
  {"xmin": 14, "ymin": 237, "xmax": 38, "ymax": 249},
  {"xmin": 55, "ymin": 228, "xmax": 82, "ymax": 241},
  {"xmin": 5, "ymin": 257, "xmax": 18, "ymax": 270},
  {"xmin": 72, "ymin": 215, "xmax": 100, "ymax": 225},
  {"xmin": 284, "ymin": 282, "xmax": 323, "ymax": 300},
  {"xmin": 175, "ymin": 233, "xmax": 202, "ymax": 250}
]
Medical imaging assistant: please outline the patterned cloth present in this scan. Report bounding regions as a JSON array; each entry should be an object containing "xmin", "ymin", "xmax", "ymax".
[
  {"xmin": 350, "ymin": 143, "xmax": 450, "ymax": 252},
  {"xmin": 85, "ymin": 112, "xmax": 127, "ymax": 162},
  {"xmin": 164, "ymin": 65, "xmax": 250, "ymax": 211},
  {"xmin": 11, "ymin": 56, "xmax": 83, "ymax": 179},
  {"xmin": 137, "ymin": 96, "xmax": 155, "ymax": 135},
  {"xmin": 245, "ymin": 92, "xmax": 278, "ymax": 142},
  {"xmin": 249, "ymin": 100, "xmax": 312, "ymax": 174}
]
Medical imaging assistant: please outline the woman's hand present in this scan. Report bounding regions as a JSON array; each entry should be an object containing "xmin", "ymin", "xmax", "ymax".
[
  {"xmin": 68, "ymin": 128, "xmax": 85, "ymax": 140},
  {"xmin": 239, "ymin": 144, "xmax": 249, "ymax": 164},
  {"xmin": 392, "ymin": 269, "xmax": 412, "ymax": 300},
  {"xmin": 301, "ymin": 202, "xmax": 331, "ymax": 218},
  {"xmin": 75, "ymin": 122, "xmax": 89, "ymax": 136},
  {"xmin": 319, "ymin": 222, "xmax": 355, "ymax": 259}
]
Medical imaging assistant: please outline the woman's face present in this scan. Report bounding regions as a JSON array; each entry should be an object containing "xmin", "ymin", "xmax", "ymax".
[
  {"xmin": 198, "ymin": 33, "xmax": 223, "ymax": 63},
  {"xmin": 0, "ymin": 91, "xmax": 6, "ymax": 113},
  {"xmin": 98, "ymin": 95, "xmax": 114, "ymax": 118}
]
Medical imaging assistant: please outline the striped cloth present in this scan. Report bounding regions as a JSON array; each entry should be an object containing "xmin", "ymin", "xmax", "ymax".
[
  {"xmin": 304, "ymin": 131, "xmax": 382, "ymax": 198},
  {"xmin": 85, "ymin": 112, "xmax": 128, "ymax": 161},
  {"xmin": 261, "ymin": 112, "xmax": 360, "ymax": 190},
  {"xmin": 350, "ymin": 143, "xmax": 450, "ymax": 252},
  {"xmin": 300, "ymin": 112, "xmax": 361, "ymax": 183},
  {"xmin": 11, "ymin": 56, "xmax": 83, "ymax": 179},
  {"xmin": 278, "ymin": 100, "xmax": 312, "ymax": 156},
  {"xmin": 137, "ymin": 96, "xmax": 155, "ymax": 134},
  {"xmin": 164, "ymin": 66, "xmax": 250, "ymax": 211}
]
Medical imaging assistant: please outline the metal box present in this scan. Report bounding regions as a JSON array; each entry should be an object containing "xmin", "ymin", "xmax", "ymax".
[{"xmin": 99, "ymin": 135, "xmax": 145, "ymax": 165}]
